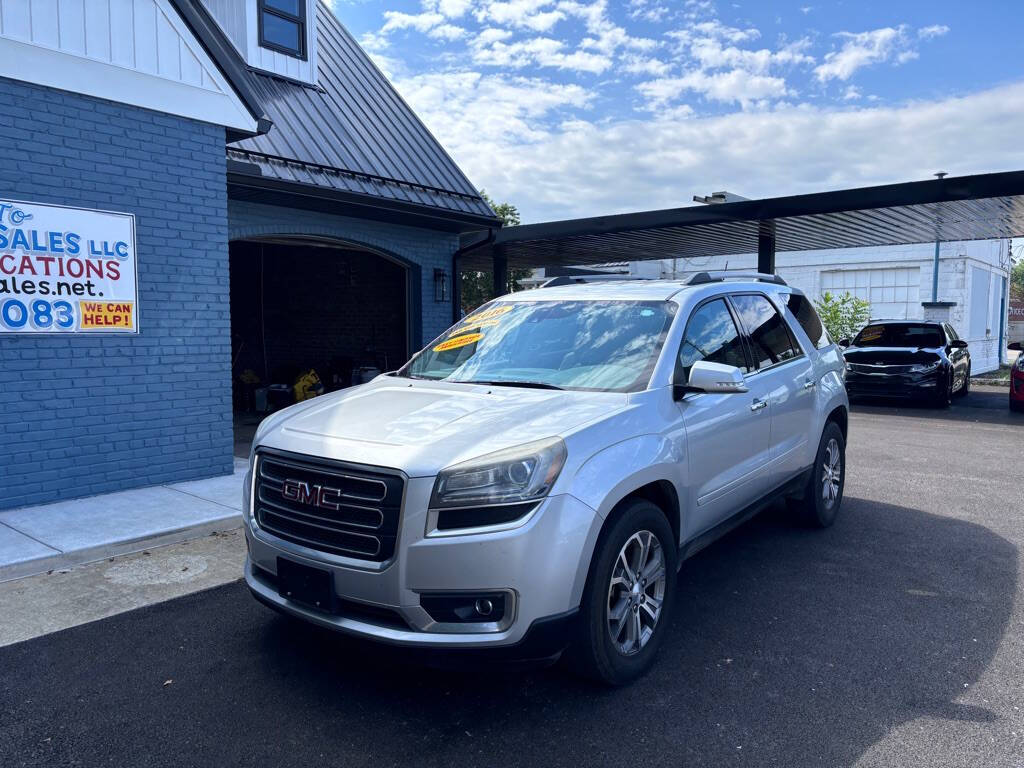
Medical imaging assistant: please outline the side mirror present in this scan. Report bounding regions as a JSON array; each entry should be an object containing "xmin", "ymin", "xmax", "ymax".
[
  {"xmin": 1008, "ymin": 342, "xmax": 1022, "ymax": 352},
  {"xmin": 838, "ymin": 337, "xmax": 851, "ymax": 348},
  {"xmin": 674, "ymin": 360, "xmax": 748, "ymax": 399},
  {"xmin": 949, "ymin": 339, "xmax": 969, "ymax": 349}
]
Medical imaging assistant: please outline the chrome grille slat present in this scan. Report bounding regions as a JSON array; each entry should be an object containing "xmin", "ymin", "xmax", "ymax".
[{"xmin": 254, "ymin": 451, "xmax": 403, "ymax": 562}]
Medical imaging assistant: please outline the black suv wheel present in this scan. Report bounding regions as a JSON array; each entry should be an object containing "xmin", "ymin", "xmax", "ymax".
[{"xmin": 569, "ymin": 499, "xmax": 678, "ymax": 685}]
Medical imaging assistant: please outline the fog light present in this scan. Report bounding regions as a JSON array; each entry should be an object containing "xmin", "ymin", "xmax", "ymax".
[{"xmin": 421, "ymin": 592, "xmax": 508, "ymax": 625}]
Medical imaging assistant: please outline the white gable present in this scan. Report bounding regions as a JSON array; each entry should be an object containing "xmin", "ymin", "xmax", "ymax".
[{"xmin": 0, "ymin": 0, "xmax": 257, "ymax": 132}]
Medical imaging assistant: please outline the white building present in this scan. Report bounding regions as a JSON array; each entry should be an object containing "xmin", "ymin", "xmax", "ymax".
[{"xmin": 530, "ymin": 239, "xmax": 1013, "ymax": 374}]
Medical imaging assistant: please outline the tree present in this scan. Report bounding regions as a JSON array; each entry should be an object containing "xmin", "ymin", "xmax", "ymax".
[
  {"xmin": 1012, "ymin": 259, "xmax": 1024, "ymax": 301},
  {"xmin": 814, "ymin": 291, "xmax": 871, "ymax": 342},
  {"xmin": 459, "ymin": 192, "xmax": 532, "ymax": 315}
]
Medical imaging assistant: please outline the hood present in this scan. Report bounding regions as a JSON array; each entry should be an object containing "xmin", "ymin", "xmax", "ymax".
[
  {"xmin": 843, "ymin": 347, "xmax": 943, "ymax": 365},
  {"xmin": 254, "ymin": 376, "xmax": 628, "ymax": 477}
]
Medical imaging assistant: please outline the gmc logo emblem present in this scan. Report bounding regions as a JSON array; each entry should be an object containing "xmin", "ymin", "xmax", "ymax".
[{"xmin": 282, "ymin": 478, "xmax": 343, "ymax": 510}]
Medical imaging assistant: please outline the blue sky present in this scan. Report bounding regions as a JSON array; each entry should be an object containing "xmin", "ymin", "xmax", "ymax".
[{"xmin": 327, "ymin": 1, "xmax": 1024, "ymax": 222}]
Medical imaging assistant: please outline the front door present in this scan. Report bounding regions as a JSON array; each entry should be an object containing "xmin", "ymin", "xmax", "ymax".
[{"xmin": 675, "ymin": 298, "xmax": 772, "ymax": 537}]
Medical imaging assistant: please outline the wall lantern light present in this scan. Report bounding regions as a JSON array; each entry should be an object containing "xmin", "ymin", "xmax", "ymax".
[{"xmin": 434, "ymin": 268, "xmax": 449, "ymax": 302}]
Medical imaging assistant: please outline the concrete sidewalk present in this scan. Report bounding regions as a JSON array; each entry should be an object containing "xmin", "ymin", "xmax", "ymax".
[{"xmin": 0, "ymin": 460, "xmax": 247, "ymax": 582}]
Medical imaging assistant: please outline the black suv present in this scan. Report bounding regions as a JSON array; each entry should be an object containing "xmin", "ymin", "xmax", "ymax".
[{"xmin": 841, "ymin": 320, "xmax": 970, "ymax": 407}]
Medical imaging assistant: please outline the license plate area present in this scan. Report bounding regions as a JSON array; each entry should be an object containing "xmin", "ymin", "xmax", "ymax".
[{"xmin": 277, "ymin": 557, "xmax": 335, "ymax": 613}]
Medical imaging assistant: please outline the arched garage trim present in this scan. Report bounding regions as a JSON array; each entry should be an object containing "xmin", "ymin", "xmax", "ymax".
[{"xmin": 227, "ymin": 228, "xmax": 423, "ymax": 356}]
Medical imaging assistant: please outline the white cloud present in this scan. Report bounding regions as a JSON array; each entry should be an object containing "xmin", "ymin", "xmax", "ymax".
[
  {"xmin": 638, "ymin": 69, "xmax": 790, "ymax": 108},
  {"xmin": 471, "ymin": 35, "xmax": 613, "ymax": 73},
  {"xmin": 918, "ymin": 24, "xmax": 950, "ymax": 40},
  {"xmin": 842, "ymin": 85, "xmax": 862, "ymax": 100},
  {"xmin": 393, "ymin": 74, "xmax": 1024, "ymax": 223},
  {"xmin": 814, "ymin": 24, "xmax": 947, "ymax": 82},
  {"xmin": 474, "ymin": 1, "xmax": 566, "ymax": 32}
]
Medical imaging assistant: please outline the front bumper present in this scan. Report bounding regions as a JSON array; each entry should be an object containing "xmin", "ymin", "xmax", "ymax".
[
  {"xmin": 1011, "ymin": 371, "xmax": 1024, "ymax": 403},
  {"xmin": 244, "ymin": 472, "xmax": 602, "ymax": 652},
  {"xmin": 844, "ymin": 367, "xmax": 945, "ymax": 400}
]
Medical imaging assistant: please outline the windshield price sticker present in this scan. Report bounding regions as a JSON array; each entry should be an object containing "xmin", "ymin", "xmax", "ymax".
[
  {"xmin": 0, "ymin": 199, "xmax": 138, "ymax": 334},
  {"xmin": 460, "ymin": 304, "xmax": 513, "ymax": 327},
  {"xmin": 433, "ymin": 332, "xmax": 484, "ymax": 352}
]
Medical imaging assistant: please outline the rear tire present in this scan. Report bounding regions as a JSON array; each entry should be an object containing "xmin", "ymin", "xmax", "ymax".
[
  {"xmin": 789, "ymin": 421, "xmax": 846, "ymax": 528},
  {"xmin": 568, "ymin": 499, "xmax": 677, "ymax": 686}
]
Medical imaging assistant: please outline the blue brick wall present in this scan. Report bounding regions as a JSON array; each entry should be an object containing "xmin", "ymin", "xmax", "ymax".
[
  {"xmin": 228, "ymin": 200, "xmax": 460, "ymax": 346},
  {"xmin": 0, "ymin": 78, "xmax": 234, "ymax": 510}
]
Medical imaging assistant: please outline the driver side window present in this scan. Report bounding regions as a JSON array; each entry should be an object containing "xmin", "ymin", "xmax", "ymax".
[{"xmin": 677, "ymin": 299, "xmax": 749, "ymax": 382}]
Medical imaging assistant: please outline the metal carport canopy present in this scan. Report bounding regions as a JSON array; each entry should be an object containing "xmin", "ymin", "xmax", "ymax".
[{"xmin": 459, "ymin": 170, "xmax": 1024, "ymax": 272}]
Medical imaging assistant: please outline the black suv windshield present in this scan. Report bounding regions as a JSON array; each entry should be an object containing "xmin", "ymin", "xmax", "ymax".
[
  {"xmin": 399, "ymin": 299, "xmax": 677, "ymax": 392},
  {"xmin": 852, "ymin": 323, "xmax": 945, "ymax": 348}
]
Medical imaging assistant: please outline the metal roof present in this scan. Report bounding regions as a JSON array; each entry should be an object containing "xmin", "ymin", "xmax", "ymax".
[
  {"xmin": 459, "ymin": 171, "xmax": 1024, "ymax": 269},
  {"xmin": 225, "ymin": 3, "xmax": 498, "ymax": 227}
]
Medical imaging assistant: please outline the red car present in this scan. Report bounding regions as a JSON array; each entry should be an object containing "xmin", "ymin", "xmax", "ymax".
[{"xmin": 1011, "ymin": 342, "xmax": 1024, "ymax": 412}]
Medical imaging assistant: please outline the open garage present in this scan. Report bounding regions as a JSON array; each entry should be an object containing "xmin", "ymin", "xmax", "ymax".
[{"xmin": 228, "ymin": 238, "xmax": 410, "ymax": 452}]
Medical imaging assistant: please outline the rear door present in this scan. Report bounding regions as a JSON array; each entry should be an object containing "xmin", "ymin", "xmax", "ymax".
[
  {"xmin": 675, "ymin": 297, "xmax": 772, "ymax": 535},
  {"xmin": 729, "ymin": 293, "xmax": 816, "ymax": 488}
]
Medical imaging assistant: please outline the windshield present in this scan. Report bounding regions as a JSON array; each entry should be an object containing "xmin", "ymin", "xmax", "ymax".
[
  {"xmin": 399, "ymin": 299, "xmax": 677, "ymax": 392},
  {"xmin": 852, "ymin": 323, "xmax": 945, "ymax": 348}
]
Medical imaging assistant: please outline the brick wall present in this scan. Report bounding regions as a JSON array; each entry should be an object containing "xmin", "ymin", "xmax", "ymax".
[
  {"xmin": 0, "ymin": 78, "xmax": 234, "ymax": 510},
  {"xmin": 228, "ymin": 200, "xmax": 460, "ymax": 347}
]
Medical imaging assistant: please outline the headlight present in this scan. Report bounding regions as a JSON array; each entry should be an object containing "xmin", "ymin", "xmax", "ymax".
[
  {"xmin": 430, "ymin": 437, "xmax": 567, "ymax": 509},
  {"xmin": 909, "ymin": 361, "xmax": 941, "ymax": 373}
]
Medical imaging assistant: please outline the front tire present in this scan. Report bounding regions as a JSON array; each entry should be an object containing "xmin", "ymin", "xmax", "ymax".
[
  {"xmin": 953, "ymin": 364, "xmax": 970, "ymax": 398},
  {"xmin": 569, "ymin": 499, "xmax": 677, "ymax": 686},
  {"xmin": 790, "ymin": 421, "xmax": 846, "ymax": 528}
]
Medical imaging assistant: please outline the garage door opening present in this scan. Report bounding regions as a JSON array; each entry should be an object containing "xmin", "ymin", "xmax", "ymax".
[{"xmin": 229, "ymin": 238, "xmax": 410, "ymax": 456}]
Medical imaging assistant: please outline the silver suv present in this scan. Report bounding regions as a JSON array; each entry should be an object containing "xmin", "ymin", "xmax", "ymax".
[{"xmin": 244, "ymin": 273, "xmax": 849, "ymax": 684}]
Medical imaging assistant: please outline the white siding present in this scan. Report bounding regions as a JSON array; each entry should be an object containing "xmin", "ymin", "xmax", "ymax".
[
  {"xmin": 199, "ymin": 0, "xmax": 319, "ymax": 85},
  {"xmin": 199, "ymin": 0, "xmax": 246, "ymax": 54},
  {"xmin": 0, "ymin": 0, "xmax": 257, "ymax": 131}
]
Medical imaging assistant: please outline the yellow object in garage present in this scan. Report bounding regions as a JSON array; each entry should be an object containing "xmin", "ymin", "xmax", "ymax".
[{"xmin": 294, "ymin": 369, "xmax": 325, "ymax": 402}]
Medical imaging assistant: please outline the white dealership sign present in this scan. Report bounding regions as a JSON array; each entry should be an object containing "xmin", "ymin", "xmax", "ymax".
[{"xmin": 0, "ymin": 199, "xmax": 138, "ymax": 333}]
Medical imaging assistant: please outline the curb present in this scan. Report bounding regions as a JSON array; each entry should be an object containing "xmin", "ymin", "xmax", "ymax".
[{"xmin": 0, "ymin": 515, "xmax": 243, "ymax": 584}]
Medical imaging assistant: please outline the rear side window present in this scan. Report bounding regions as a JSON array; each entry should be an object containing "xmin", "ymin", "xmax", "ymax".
[
  {"xmin": 730, "ymin": 294, "xmax": 801, "ymax": 370},
  {"xmin": 786, "ymin": 293, "xmax": 830, "ymax": 349},
  {"xmin": 677, "ymin": 298, "xmax": 749, "ymax": 381}
]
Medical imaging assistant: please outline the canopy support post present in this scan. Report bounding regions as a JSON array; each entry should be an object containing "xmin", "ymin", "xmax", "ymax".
[{"xmin": 757, "ymin": 220, "xmax": 776, "ymax": 275}]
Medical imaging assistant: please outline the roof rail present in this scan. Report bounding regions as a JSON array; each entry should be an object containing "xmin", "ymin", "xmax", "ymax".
[
  {"xmin": 541, "ymin": 274, "xmax": 649, "ymax": 288},
  {"xmin": 687, "ymin": 271, "xmax": 787, "ymax": 286}
]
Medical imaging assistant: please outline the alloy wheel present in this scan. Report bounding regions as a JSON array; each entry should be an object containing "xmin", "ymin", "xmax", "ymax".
[
  {"xmin": 607, "ymin": 530, "xmax": 667, "ymax": 656},
  {"xmin": 822, "ymin": 438, "xmax": 842, "ymax": 508}
]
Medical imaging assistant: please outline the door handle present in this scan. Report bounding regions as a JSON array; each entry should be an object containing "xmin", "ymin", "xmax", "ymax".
[
  {"xmin": 750, "ymin": 398, "xmax": 768, "ymax": 412},
  {"xmin": 803, "ymin": 379, "xmax": 816, "ymax": 390}
]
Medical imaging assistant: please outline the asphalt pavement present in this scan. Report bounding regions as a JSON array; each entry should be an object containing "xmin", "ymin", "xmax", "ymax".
[{"xmin": 2, "ymin": 387, "xmax": 1022, "ymax": 767}]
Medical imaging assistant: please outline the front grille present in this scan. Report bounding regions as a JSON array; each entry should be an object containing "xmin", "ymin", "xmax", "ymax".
[{"xmin": 255, "ymin": 451, "xmax": 404, "ymax": 562}]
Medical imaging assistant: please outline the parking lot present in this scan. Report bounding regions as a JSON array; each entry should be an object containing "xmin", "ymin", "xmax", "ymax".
[{"xmin": 2, "ymin": 387, "xmax": 1022, "ymax": 768}]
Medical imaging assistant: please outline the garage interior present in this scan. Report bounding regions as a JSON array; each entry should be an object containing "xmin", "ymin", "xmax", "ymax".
[{"xmin": 229, "ymin": 238, "xmax": 409, "ymax": 455}]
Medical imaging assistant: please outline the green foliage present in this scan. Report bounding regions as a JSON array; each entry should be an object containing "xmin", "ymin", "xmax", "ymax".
[
  {"xmin": 814, "ymin": 291, "xmax": 871, "ymax": 342},
  {"xmin": 459, "ymin": 192, "xmax": 531, "ymax": 315},
  {"xmin": 1011, "ymin": 260, "xmax": 1024, "ymax": 300}
]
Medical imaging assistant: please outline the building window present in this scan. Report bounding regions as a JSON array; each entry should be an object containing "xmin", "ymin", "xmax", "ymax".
[{"xmin": 258, "ymin": 0, "xmax": 306, "ymax": 59}]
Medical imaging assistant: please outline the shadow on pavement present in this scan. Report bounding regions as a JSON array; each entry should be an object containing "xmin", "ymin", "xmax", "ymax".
[
  {"xmin": 0, "ymin": 498, "xmax": 1016, "ymax": 768},
  {"xmin": 851, "ymin": 386, "xmax": 1022, "ymax": 426}
]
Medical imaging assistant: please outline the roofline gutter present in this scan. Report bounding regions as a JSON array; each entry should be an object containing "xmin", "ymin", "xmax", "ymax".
[
  {"xmin": 168, "ymin": 0, "xmax": 272, "ymax": 138},
  {"xmin": 227, "ymin": 172, "xmax": 503, "ymax": 232}
]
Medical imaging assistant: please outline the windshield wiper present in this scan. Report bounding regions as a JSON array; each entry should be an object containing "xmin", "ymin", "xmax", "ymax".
[{"xmin": 460, "ymin": 379, "xmax": 565, "ymax": 390}]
